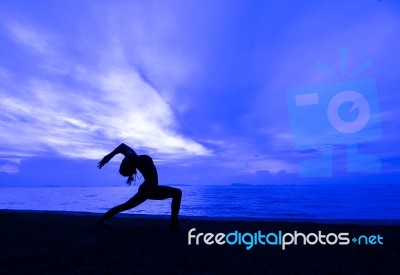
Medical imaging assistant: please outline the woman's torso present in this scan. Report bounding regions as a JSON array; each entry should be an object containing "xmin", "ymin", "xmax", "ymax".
[{"xmin": 135, "ymin": 155, "xmax": 158, "ymax": 186}]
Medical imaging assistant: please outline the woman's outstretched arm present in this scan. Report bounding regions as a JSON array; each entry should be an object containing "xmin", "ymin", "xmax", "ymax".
[{"xmin": 98, "ymin": 143, "xmax": 137, "ymax": 169}]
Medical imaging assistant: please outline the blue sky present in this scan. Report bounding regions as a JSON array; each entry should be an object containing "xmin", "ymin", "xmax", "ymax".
[{"xmin": 0, "ymin": 0, "xmax": 399, "ymax": 186}]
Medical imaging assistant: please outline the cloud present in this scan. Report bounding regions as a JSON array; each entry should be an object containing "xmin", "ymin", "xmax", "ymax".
[
  {"xmin": 199, "ymin": 138, "xmax": 296, "ymax": 174},
  {"xmin": 0, "ymin": 19, "xmax": 210, "ymax": 164},
  {"xmin": 1, "ymin": 1, "xmax": 399, "ymax": 182},
  {"xmin": 5, "ymin": 20, "xmax": 59, "ymax": 56},
  {"xmin": 0, "ymin": 158, "xmax": 21, "ymax": 174}
]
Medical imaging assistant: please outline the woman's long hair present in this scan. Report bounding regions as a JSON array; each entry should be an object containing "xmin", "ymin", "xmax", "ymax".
[{"xmin": 119, "ymin": 156, "xmax": 137, "ymax": 185}]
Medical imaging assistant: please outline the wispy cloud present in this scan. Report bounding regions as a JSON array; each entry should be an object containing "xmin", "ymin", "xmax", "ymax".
[
  {"xmin": 0, "ymin": 158, "xmax": 21, "ymax": 174},
  {"xmin": 5, "ymin": 20, "xmax": 59, "ymax": 56},
  {"xmin": 199, "ymin": 138, "xmax": 296, "ymax": 174},
  {"xmin": 1, "ymin": 1, "xmax": 399, "ymax": 183},
  {"xmin": 0, "ymin": 19, "xmax": 210, "ymax": 164}
]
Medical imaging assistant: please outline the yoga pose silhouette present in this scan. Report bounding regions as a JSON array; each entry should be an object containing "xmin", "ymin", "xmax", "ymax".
[{"xmin": 96, "ymin": 143, "xmax": 182, "ymax": 230}]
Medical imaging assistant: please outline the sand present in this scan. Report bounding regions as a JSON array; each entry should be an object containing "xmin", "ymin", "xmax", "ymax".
[{"xmin": 0, "ymin": 210, "xmax": 399, "ymax": 274}]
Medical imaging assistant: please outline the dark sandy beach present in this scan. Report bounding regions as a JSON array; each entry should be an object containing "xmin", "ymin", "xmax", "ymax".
[{"xmin": 1, "ymin": 210, "xmax": 399, "ymax": 274}]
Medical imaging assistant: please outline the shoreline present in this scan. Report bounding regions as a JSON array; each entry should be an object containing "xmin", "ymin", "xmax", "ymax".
[{"xmin": 1, "ymin": 208, "xmax": 400, "ymax": 225}]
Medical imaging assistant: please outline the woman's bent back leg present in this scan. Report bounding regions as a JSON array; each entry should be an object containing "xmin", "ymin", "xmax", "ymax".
[{"xmin": 96, "ymin": 192, "xmax": 147, "ymax": 225}]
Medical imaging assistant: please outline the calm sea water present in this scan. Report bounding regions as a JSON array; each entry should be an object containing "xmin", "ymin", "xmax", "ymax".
[{"xmin": 1, "ymin": 184, "xmax": 399, "ymax": 220}]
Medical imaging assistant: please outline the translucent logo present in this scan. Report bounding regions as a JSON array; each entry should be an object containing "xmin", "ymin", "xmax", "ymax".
[{"xmin": 287, "ymin": 49, "xmax": 381, "ymax": 176}]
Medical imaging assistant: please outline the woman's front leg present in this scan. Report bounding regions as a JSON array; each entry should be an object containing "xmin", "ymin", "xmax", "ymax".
[{"xmin": 148, "ymin": 186, "xmax": 182, "ymax": 229}]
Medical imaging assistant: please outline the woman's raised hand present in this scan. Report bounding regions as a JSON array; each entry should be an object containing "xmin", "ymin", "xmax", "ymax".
[{"xmin": 98, "ymin": 154, "xmax": 112, "ymax": 169}]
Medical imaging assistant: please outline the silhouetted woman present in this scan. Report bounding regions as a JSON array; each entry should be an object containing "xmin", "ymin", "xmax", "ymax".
[{"xmin": 96, "ymin": 143, "xmax": 182, "ymax": 230}]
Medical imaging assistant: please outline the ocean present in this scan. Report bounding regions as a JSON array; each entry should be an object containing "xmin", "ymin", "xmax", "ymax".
[{"xmin": 1, "ymin": 184, "xmax": 399, "ymax": 221}]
